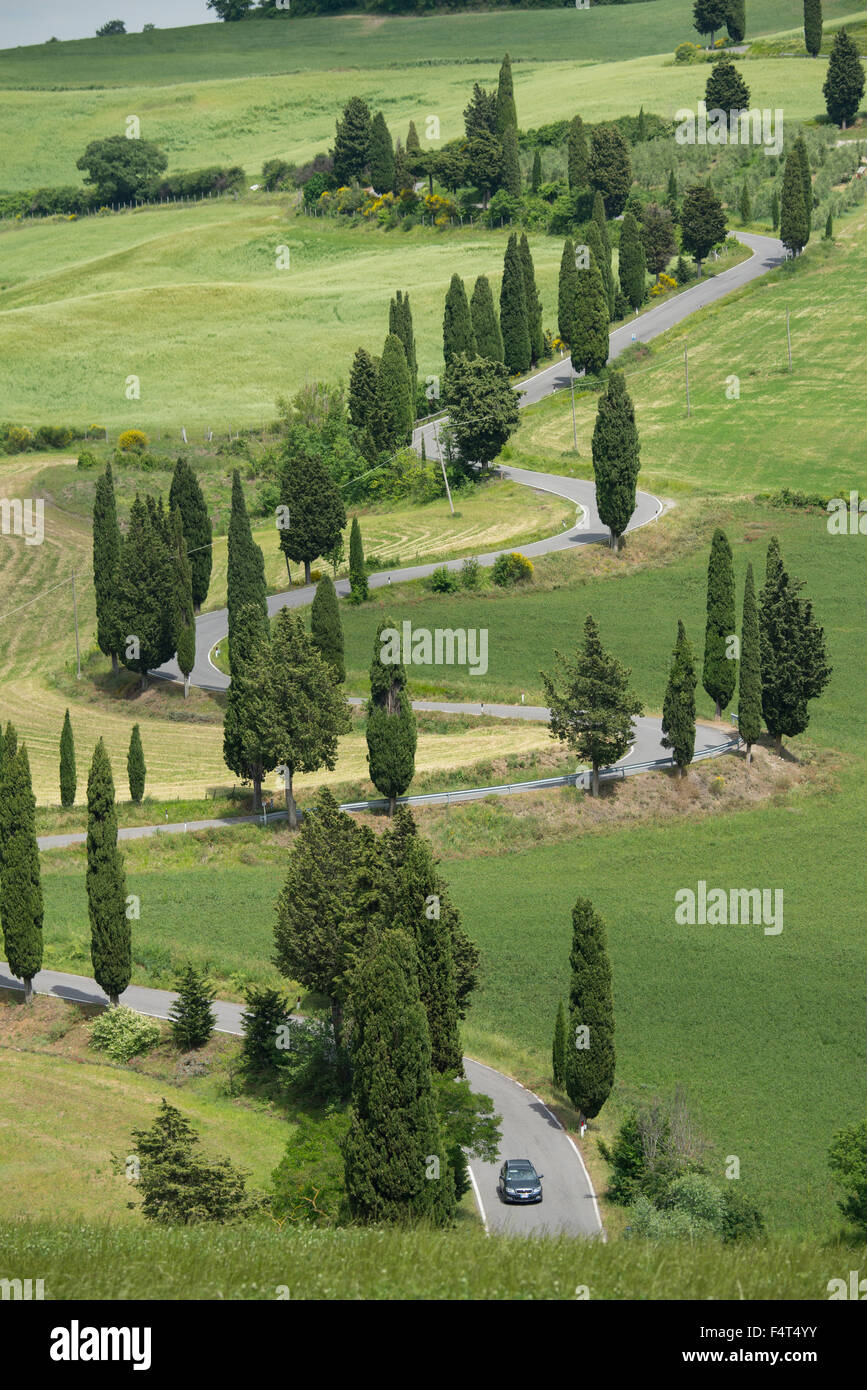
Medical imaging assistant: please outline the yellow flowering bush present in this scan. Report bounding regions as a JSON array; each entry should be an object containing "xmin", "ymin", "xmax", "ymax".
[
  {"xmin": 118, "ymin": 429, "xmax": 149, "ymax": 453},
  {"xmin": 649, "ymin": 272, "xmax": 678, "ymax": 298}
]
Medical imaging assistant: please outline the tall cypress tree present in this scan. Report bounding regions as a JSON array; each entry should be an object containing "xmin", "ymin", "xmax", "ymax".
[
  {"xmin": 726, "ymin": 0, "xmax": 746, "ymax": 43},
  {"xmin": 59, "ymin": 709, "xmax": 77, "ymax": 808},
  {"xmin": 500, "ymin": 123, "xmax": 522, "ymax": 197},
  {"xmin": 470, "ymin": 276, "xmax": 505, "ymax": 363},
  {"xmin": 793, "ymin": 132, "xmax": 812, "ymax": 243},
  {"xmin": 552, "ymin": 998, "xmax": 567, "ymax": 1089},
  {"xmin": 823, "ymin": 27, "xmax": 865, "ymax": 129},
  {"xmin": 499, "ymin": 233, "xmax": 531, "ymax": 374},
  {"xmin": 443, "ymin": 274, "xmax": 476, "ymax": 367},
  {"xmin": 585, "ymin": 220, "xmax": 613, "ymax": 322},
  {"xmin": 378, "ymin": 332, "xmax": 415, "ymax": 450},
  {"xmin": 571, "ymin": 250, "xmax": 609, "ymax": 377},
  {"xmin": 780, "ymin": 151, "xmax": 809, "ymax": 256},
  {"xmin": 367, "ymin": 617, "xmax": 417, "ymax": 815},
  {"xmin": 591, "ymin": 191, "xmax": 614, "ymax": 315},
  {"xmin": 0, "ymin": 746, "xmax": 43, "ymax": 1003},
  {"xmin": 389, "ymin": 290, "xmax": 417, "ymax": 405},
  {"xmin": 348, "ymin": 515, "xmax": 368, "ymax": 603},
  {"xmin": 518, "ymin": 233, "xmax": 544, "ymax": 364},
  {"xmin": 116, "ymin": 494, "xmax": 175, "ymax": 690},
  {"xmin": 591, "ymin": 370, "xmax": 639, "ymax": 552},
  {"xmin": 738, "ymin": 561, "xmax": 763, "ymax": 763},
  {"xmin": 531, "ymin": 148, "xmax": 542, "ymax": 194},
  {"xmin": 771, "ymin": 187, "xmax": 780, "ymax": 231},
  {"xmin": 332, "ymin": 95, "xmax": 372, "ymax": 185},
  {"xmin": 804, "ymin": 0, "xmax": 822, "ymax": 57},
  {"xmin": 170, "ymin": 505, "xmax": 196, "ymax": 698},
  {"xmin": 661, "ymin": 620, "xmax": 697, "ymax": 777},
  {"xmin": 127, "ymin": 724, "xmax": 145, "ymax": 803},
  {"xmin": 168, "ymin": 457, "xmax": 212, "ymax": 614},
  {"xmin": 279, "ymin": 442, "xmax": 347, "ymax": 586},
  {"xmin": 348, "ymin": 346, "xmax": 382, "ymax": 460},
  {"xmin": 310, "ymin": 574, "xmax": 345, "ymax": 683},
  {"xmin": 564, "ymin": 897, "xmax": 615, "ymax": 1121},
  {"xmin": 759, "ymin": 537, "xmax": 831, "ymax": 755},
  {"xmin": 558, "ymin": 238, "xmax": 579, "ymax": 345},
  {"xmin": 702, "ymin": 528, "xmax": 737, "ymax": 719},
  {"xmin": 368, "ymin": 110, "xmax": 395, "ymax": 193},
  {"xmin": 0, "ymin": 722, "xmax": 18, "ymax": 862},
  {"xmin": 92, "ymin": 463, "xmax": 121, "ymax": 674},
  {"xmin": 227, "ymin": 469, "xmax": 268, "ymax": 672},
  {"xmin": 567, "ymin": 113, "xmax": 588, "ymax": 191},
  {"xmin": 222, "ymin": 601, "xmax": 271, "ymax": 813},
  {"xmin": 618, "ymin": 211, "xmax": 647, "ymax": 312},
  {"xmin": 496, "ymin": 51, "xmax": 518, "ymax": 132},
  {"xmin": 86, "ymin": 739, "xmax": 130, "ymax": 1006}
]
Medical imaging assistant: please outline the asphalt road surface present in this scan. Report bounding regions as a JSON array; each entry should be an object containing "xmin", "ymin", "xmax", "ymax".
[{"xmin": 0, "ymin": 966, "xmax": 601, "ymax": 1238}]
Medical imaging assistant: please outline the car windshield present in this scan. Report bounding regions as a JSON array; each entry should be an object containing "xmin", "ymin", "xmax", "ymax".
[{"xmin": 507, "ymin": 1165, "xmax": 536, "ymax": 1179}]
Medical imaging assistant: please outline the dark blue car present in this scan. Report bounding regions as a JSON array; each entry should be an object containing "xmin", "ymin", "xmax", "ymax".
[{"xmin": 498, "ymin": 1159, "xmax": 543, "ymax": 1204}]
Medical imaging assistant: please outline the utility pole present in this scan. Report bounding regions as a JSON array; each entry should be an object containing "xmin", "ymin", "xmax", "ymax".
[
  {"xmin": 786, "ymin": 307, "xmax": 792, "ymax": 373},
  {"xmin": 434, "ymin": 420, "xmax": 455, "ymax": 515},
  {"xmin": 71, "ymin": 571, "xmax": 81, "ymax": 680},
  {"xmin": 684, "ymin": 342, "xmax": 691, "ymax": 418},
  {"xmin": 570, "ymin": 374, "xmax": 578, "ymax": 450}
]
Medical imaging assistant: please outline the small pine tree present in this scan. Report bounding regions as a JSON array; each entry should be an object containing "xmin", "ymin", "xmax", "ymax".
[
  {"xmin": 240, "ymin": 986, "xmax": 292, "ymax": 1078},
  {"xmin": 443, "ymin": 274, "xmax": 476, "ymax": 368},
  {"xmin": 0, "ymin": 746, "xmax": 43, "ymax": 1003},
  {"xmin": 127, "ymin": 724, "xmax": 146, "ymax": 803},
  {"xmin": 59, "ymin": 709, "xmax": 77, "ymax": 808},
  {"xmin": 823, "ymin": 27, "xmax": 865, "ymax": 129},
  {"xmin": 737, "ymin": 562, "xmax": 762, "ymax": 763},
  {"xmin": 310, "ymin": 574, "xmax": 345, "ymax": 683},
  {"xmin": 170, "ymin": 963, "xmax": 217, "ymax": 1050},
  {"xmin": 564, "ymin": 898, "xmax": 615, "ymax": 1121},
  {"xmin": 348, "ymin": 516, "xmax": 368, "ymax": 603},
  {"xmin": 552, "ymin": 998, "xmax": 567, "ymax": 1088},
  {"xmin": 129, "ymin": 1100, "xmax": 259, "ymax": 1225},
  {"xmin": 702, "ymin": 528, "xmax": 737, "ymax": 719},
  {"xmin": 661, "ymin": 620, "xmax": 697, "ymax": 777},
  {"xmin": 86, "ymin": 739, "xmax": 130, "ymax": 1007},
  {"xmin": 804, "ymin": 0, "xmax": 822, "ymax": 58},
  {"xmin": 499, "ymin": 233, "xmax": 531, "ymax": 373},
  {"xmin": 470, "ymin": 275, "xmax": 505, "ymax": 363}
]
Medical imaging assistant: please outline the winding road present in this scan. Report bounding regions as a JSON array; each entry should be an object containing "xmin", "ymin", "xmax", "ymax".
[{"xmin": 4, "ymin": 232, "xmax": 782, "ymax": 1240}]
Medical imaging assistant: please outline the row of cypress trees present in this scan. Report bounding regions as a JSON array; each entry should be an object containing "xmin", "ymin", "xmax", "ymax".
[
  {"xmin": 443, "ymin": 232, "xmax": 544, "ymax": 377},
  {"xmin": 1, "ymin": 732, "xmax": 131, "ymax": 1008},
  {"xmin": 59, "ymin": 711, "xmax": 145, "ymax": 807},
  {"xmin": 92, "ymin": 460, "xmax": 207, "ymax": 693},
  {"xmin": 348, "ymin": 290, "xmax": 418, "ymax": 457}
]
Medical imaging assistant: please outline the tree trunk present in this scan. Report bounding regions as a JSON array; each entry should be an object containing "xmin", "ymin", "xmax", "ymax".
[
  {"xmin": 591, "ymin": 765, "xmax": 599, "ymax": 797},
  {"xmin": 111, "ymin": 652, "xmax": 119, "ymax": 676},
  {"xmin": 23, "ymin": 977, "xmax": 33, "ymax": 1004},
  {"xmin": 746, "ymin": 742, "xmax": 753, "ymax": 765},
  {"xmin": 286, "ymin": 771, "xmax": 298, "ymax": 828},
  {"xmin": 304, "ymin": 559, "xmax": 311, "ymax": 585},
  {"xmin": 388, "ymin": 794, "xmax": 396, "ymax": 817},
  {"xmin": 715, "ymin": 699, "xmax": 721, "ymax": 720},
  {"xmin": 774, "ymin": 734, "xmax": 783, "ymax": 756},
  {"xmin": 108, "ymin": 992, "xmax": 119, "ymax": 1007},
  {"xmin": 330, "ymin": 997, "xmax": 344, "ymax": 1051},
  {"xmin": 252, "ymin": 771, "xmax": 263, "ymax": 812},
  {"xmin": 194, "ymin": 602, "xmax": 201, "ymax": 616},
  {"xmin": 139, "ymin": 672, "xmax": 148, "ymax": 692},
  {"xmin": 184, "ymin": 675, "xmax": 189, "ymax": 700},
  {"xmin": 285, "ymin": 552, "xmax": 292, "ymax": 578}
]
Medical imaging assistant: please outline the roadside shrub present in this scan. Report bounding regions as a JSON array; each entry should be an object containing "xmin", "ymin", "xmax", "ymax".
[
  {"xmin": 461, "ymin": 556, "xmax": 480, "ymax": 589},
  {"xmin": 0, "ymin": 424, "xmax": 33, "ymax": 453},
  {"xmin": 430, "ymin": 565, "xmax": 459, "ymax": 593},
  {"xmin": 88, "ymin": 1005, "xmax": 161, "ymax": 1063},
  {"xmin": 34, "ymin": 424, "xmax": 80, "ymax": 449},
  {"xmin": 77, "ymin": 450, "xmax": 99, "ymax": 470},
  {"xmin": 118, "ymin": 428, "xmax": 149, "ymax": 453},
  {"xmin": 492, "ymin": 552, "xmax": 533, "ymax": 586},
  {"xmin": 303, "ymin": 172, "xmax": 329, "ymax": 207},
  {"xmin": 720, "ymin": 1185, "xmax": 766, "ymax": 1242},
  {"xmin": 675, "ymin": 42, "xmax": 704, "ymax": 64}
]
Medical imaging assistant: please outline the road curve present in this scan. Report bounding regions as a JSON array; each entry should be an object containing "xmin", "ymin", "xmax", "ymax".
[
  {"xmin": 0, "ymin": 965, "xmax": 602, "ymax": 1239},
  {"xmin": 154, "ymin": 231, "xmax": 783, "ymax": 693}
]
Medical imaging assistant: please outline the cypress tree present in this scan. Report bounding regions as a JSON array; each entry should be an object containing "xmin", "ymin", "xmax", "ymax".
[
  {"xmin": 279, "ymin": 442, "xmax": 347, "ymax": 586},
  {"xmin": 389, "ymin": 290, "xmax": 417, "ymax": 405},
  {"xmin": 168, "ymin": 457, "xmax": 212, "ymax": 613},
  {"xmin": 0, "ymin": 746, "xmax": 43, "ymax": 1003},
  {"xmin": 499, "ymin": 233, "xmax": 531, "ymax": 374},
  {"xmin": 661, "ymin": 620, "xmax": 697, "ymax": 777},
  {"xmin": 759, "ymin": 536, "xmax": 831, "ymax": 755},
  {"xmin": 343, "ymin": 928, "xmax": 453, "ymax": 1226},
  {"xmin": 348, "ymin": 346, "xmax": 381, "ymax": 459},
  {"xmin": 0, "ymin": 722, "xmax": 18, "ymax": 860},
  {"xmin": 169, "ymin": 963, "xmax": 217, "ymax": 1050},
  {"xmin": 443, "ymin": 274, "xmax": 476, "ymax": 368},
  {"xmin": 496, "ymin": 52, "xmax": 518, "ymax": 132},
  {"xmin": 567, "ymin": 113, "xmax": 588, "ymax": 191},
  {"xmin": 564, "ymin": 897, "xmax": 615, "ymax": 1121},
  {"xmin": 804, "ymin": 0, "xmax": 822, "ymax": 58},
  {"xmin": 636, "ymin": 105, "xmax": 647, "ymax": 142},
  {"xmin": 92, "ymin": 463, "xmax": 121, "ymax": 673},
  {"xmin": 589, "ymin": 125, "xmax": 632, "ymax": 217},
  {"xmin": 737, "ymin": 562, "xmax": 762, "ymax": 763},
  {"xmin": 726, "ymin": 0, "xmax": 746, "ymax": 43},
  {"xmin": 227, "ymin": 469, "xmax": 268, "ymax": 672},
  {"xmin": 500, "ymin": 123, "xmax": 522, "ymax": 198},
  {"xmin": 585, "ymin": 221, "xmax": 613, "ymax": 322},
  {"xmin": 823, "ymin": 27, "xmax": 865, "ymax": 129},
  {"xmin": 222, "ymin": 602, "xmax": 271, "ymax": 813},
  {"xmin": 115, "ymin": 494, "xmax": 175, "ymax": 691},
  {"xmin": 368, "ymin": 110, "xmax": 395, "ymax": 193},
  {"xmin": 771, "ymin": 187, "xmax": 780, "ymax": 231},
  {"xmin": 59, "ymin": 708, "xmax": 76, "ymax": 808},
  {"xmin": 170, "ymin": 505, "xmax": 196, "ymax": 698},
  {"xmin": 531, "ymin": 148, "xmax": 542, "ymax": 194},
  {"xmin": 518, "ymin": 233, "xmax": 545, "ymax": 364},
  {"xmin": 591, "ymin": 190, "xmax": 615, "ymax": 316},
  {"xmin": 591, "ymin": 370, "xmax": 640, "ymax": 551},
  {"xmin": 552, "ymin": 998, "xmax": 567, "ymax": 1089},
  {"xmin": 86, "ymin": 738, "xmax": 130, "ymax": 1006},
  {"xmin": 558, "ymin": 238, "xmax": 579, "ymax": 345},
  {"xmin": 739, "ymin": 184, "xmax": 752, "ymax": 224},
  {"xmin": 571, "ymin": 250, "xmax": 609, "ymax": 378},
  {"xmin": 824, "ymin": 209, "xmax": 834, "ymax": 240},
  {"xmin": 310, "ymin": 574, "xmax": 345, "ymax": 683},
  {"xmin": 367, "ymin": 616, "xmax": 417, "ymax": 815},
  {"xmin": 407, "ymin": 120, "xmax": 421, "ymax": 152},
  {"xmin": 378, "ymin": 332, "xmax": 415, "ymax": 449},
  {"xmin": 127, "ymin": 724, "xmax": 145, "ymax": 803},
  {"xmin": 666, "ymin": 168, "xmax": 679, "ymax": 219},
  {"xmin": 470, "ymin": 275, "xmax": 505, "ymax": 363},
  {"xmin": 332, "ymin": 95, "xmax": 372, "ymax": 185},
  {"xmin": 349, "ymin": 515, "xmax": 368, "ymax": 603},
  {"xmin": 793, "ymin": 132, "xmax": 812, "ymax": 242},
  {"xmin": 618, "ymin": 210, "xmax": 646, "ymax": 311},
  {"xmin": 702, "ymin": 528, "xmax": 737, "ymax": 719},
  {"xmin": 780, "ymin": 150, "xmax": 809, "ymax": 256}
]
